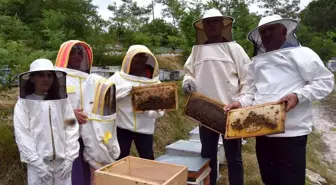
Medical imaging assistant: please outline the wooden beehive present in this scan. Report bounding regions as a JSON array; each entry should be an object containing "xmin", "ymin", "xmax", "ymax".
[
  {"xmin": 183, "ymin": 92, "xmax": 226, "ymax": 135},
  {"xmin": 95, "ymin": 156, "xmax": 188, "ymax": 185},
  {"xmin": 225, "ymin": 101, "xmax": 286, "ymax": 139},
  {"xmin": 155, "ymin": 155, "xmax": 210, "ymax": 183},
  {"xmin": 131, "ymin": 83, "xmax": 178, "ymax": 112}
]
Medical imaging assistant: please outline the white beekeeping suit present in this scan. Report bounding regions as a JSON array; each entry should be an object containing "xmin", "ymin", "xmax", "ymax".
[
  {"xmin": 108, "ymin": 45, "xmax": 164, "ymax": 135},
  {"xmin": 182, "ymin": 8, "xmax": 251, "ymax": 105},
  {"xmin": 13, "ymin": 59, "xmax": 79, "ymax": 185},
  {"xmin": 238, "ymin": 15, "xmax": 335, "ymax": 137},
  {"xmin": 81, "ymin": 73, "xmax": 120, "ymax": 170},
  {"xmin": 55, "ymin": 40, "xmax": 93, "ymax": 110}
]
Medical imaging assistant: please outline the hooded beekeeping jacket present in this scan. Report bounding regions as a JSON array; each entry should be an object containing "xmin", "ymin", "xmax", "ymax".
[
  {"xmin": 13, "ymin": 59, "xmax": 79, "ymax": 175},
  {"xmin": 238, "ymin": 15, "xmax": 335, "ymax": 137},
  {"xmin": 108, "ymin": 45, "xmax": 164, "ymax": 135},
  {"xmin": 55, "ymin": 40, "xmax": 93, "ymax": 109},
  {"xmin": 81, "ymin": 74, "xmax": 120, "ymax": 169},
  {"xmin": 183, "ymin": 8, "xmax": 251, "ymax": 105}
]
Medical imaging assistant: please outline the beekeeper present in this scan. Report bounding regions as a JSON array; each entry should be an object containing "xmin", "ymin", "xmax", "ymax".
[
  {"xmin": 108, "ymin": 45, "xmax": 164, "ymax": 160},
  {"xmin": 182, "ymin": 8, "xmax": 251, "ymax": 185},
  {"xmin": 13, "ymin": 58, "xmax": 79, "ymax": 185},
  {"xmin": 81, "ymin": 73, "xmax": 120, "ymax": 185},
  {"xmin": 225, "ymin": 15, "xmax": 334, "ymax": 185},
  {"xmin": 55, "ymin": 40, "xmax": 93, "ymax": 185}
]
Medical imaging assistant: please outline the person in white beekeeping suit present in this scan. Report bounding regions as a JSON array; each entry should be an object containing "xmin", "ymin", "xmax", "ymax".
[
  {"xmin": 55, "ymin": 40, "xmax": 93, "ymax": 185},
  {"xmin": 81, "ymin": 73, "xmax": 120, "ymax": 185},
  {"xmin": 108, "ymin": 45, "xmax": 164, "ymax": 160},
  {"xmin": 225, "ymin": 15, "xmax": 335, "ymax": 185},
  {"xmin": 13, "ymin": 58, "xmax": 80, "ymax": 185},
  {"xmin": 182, "ymin": 8, "xmax": 251, "ymax": 185}
]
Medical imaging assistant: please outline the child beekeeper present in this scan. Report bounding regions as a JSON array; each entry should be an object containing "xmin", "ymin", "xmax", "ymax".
[
  {"xmin": 108, "ymin": 45, "xmax": 164, "ymax": 160},
  {"xmin": 81, "ymin": 73, "xmax": 120, "ymax": 185},
  {"xmin": 13, "ymin": 58, "xmax": 79, "ymax": 185}
]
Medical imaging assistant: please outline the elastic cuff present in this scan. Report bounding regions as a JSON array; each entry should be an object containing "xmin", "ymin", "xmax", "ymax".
[{"xmin": 293, "ymin": 91, "xmax": 303, "ymax": 104}]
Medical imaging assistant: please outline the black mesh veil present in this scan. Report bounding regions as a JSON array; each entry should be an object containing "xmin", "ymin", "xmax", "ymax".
[{"xmin": 19, "ymin": 70, "xmax": 67, "ymax": 100}]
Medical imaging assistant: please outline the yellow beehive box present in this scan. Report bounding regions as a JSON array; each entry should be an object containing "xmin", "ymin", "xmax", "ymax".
[
  {"xmin": 183, "ymin": 92, "xmax": 226, "ymax": 135},
  {"xmin": 95, "ymin": 156, "xmax": 188, "ymax": 185},
  {"xmin": 225, "ymin": 101, "xmax": 286, "ymax": 139},
  {"xmin": 131, "ymin": 83, "xmax": 178, "ymax": 112}
]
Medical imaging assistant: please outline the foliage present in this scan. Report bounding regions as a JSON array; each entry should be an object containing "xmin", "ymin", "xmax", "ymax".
[
  {"xmin": 0, "ymin": 0, "xmax": 335, "ymax": 88},
  {"xmin": 300, "ymin": 0, "xmax": 336, "ymax": 33}
]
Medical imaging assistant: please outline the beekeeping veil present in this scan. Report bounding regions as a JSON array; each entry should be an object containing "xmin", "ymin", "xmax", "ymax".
[
  {"xmin": 19, "ymin": 58, "xmax": 67, "ymax": 100},
  {"xmin": 81, "ymin": 74, "xmax": 119, "ymax": 169},
  {"xmin": 121, "ymin": 45, "xmax": 159, "ymax": 79},
  {"xmin": 193, "ymin": 8, "xmax": 235, "ymax": 45},
  {"xmin": 55, "ymin": 40, "xmax": 93, "ymax": 73},
  {"xmin": 248, "ymin": 15, "xmax": 300, "ymax": 56}
]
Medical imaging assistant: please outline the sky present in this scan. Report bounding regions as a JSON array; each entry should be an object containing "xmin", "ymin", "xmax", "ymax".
[{"xmin": 92, "ymin": 0, "xmax": 313, "ymax": 21}]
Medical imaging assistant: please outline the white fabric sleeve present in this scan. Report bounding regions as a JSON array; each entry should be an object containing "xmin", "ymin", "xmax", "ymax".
[
  {"xmin": 182, "ymin": 47, "xmax": 196, "ymax": 86},
  {"xmin": 110, "ymin": 123, "xmax": 121, "ymax": 160},
  {"xmin": 109, "ymin": 72, "xmax": 132, "ymax": 101},
  {"xmin": 63, "ymin": 100, "xmax": 80, "ymax": 161},
  {"xmin": 236, "ymin": 63, "xmax": 256, "ymax": 107},
  {"xmin": 13, "ymin": 101, "xmax": 42, "ymax": 165},
  {"xmin": 228, "ymin": 44, "xmax": 252, "ymax": 103},
  {"xmin": 293, "ymin": 48, "xmax": 334, "ymax": 103}
]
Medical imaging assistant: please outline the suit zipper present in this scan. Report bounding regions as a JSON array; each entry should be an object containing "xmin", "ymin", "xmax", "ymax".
[{"xmin": 49, "ymin": 106, "xmax": 56, "ymax": 160}]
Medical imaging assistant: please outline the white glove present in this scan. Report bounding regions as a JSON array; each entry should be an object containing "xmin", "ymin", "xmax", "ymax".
[
  {"xmin": 88, "ymin": 160, "xmax": 103, "ymax": 170},
  {"xmin": 30, "ymin": 159, "xmax": 53, "ymax": 183},
  {"xmin": 58, "ymin": 159, "xmax": 73, "ymax": 179},
  {"xmin": 146, "ymin": 110, "xmax": 161, "ymax": 119},
  {"xmin": 183, "ymin": 79, "xmax": 196, "ymax": 94}
]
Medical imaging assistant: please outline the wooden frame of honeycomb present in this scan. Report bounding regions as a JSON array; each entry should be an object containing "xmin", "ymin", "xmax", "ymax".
[
  {"xmin": 183, "ymin": 92, "xmax": 227, "ymax": 135},
  {"xmin": 224, "ymin": 101, "xmax": 286, "ymax": 139},
  {"xmin": 131, "ymin": 82, "xmax": 178, "ymax": 113}
]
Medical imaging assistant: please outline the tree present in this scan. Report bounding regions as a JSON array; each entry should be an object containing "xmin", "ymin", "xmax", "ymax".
[
  {"xmin": 178, "ymin": 0, "xmax": 203, "ymax": 57},
  {"xmin": 300, "ymin": 0, "xmax": 336, "ymax": 33},
  {"xmin": 257, "ymin": 0, "xmax": 300, "ymax": 18},
  {"xmin": 154, "ymin": 0, "xmax": 187, "ymax": 26}
]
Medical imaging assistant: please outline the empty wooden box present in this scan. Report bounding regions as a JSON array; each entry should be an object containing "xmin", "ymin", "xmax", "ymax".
[
  {"xmin": 183, "ymin": 92, "xmax": 226, "ymax": 135},
  {"xmin": 225, "ymin": 101, "xmax": 286, "ymax": 139},
  {"xmin": 95, "ymin": 156, "xmax": 188, "ymax": 185},
  {"xmin": 131, "ymin": 83, "xmax": 178, "ymax": 112}
]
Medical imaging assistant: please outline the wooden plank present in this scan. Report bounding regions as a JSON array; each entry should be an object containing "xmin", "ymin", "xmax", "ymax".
[
  {"xmin": 96, "ymin": 156, "xmax": 187, "ymax": 185},
  {"xmin": 129, "ymin": 156, "xmax": 186, "ymax": 184},
  {"xmin": 131, "ymin": 82, "xmax": 178, "ymax": 112},
  {"xmin": 163, "ymin": 166, "xmax": 188, "ymax": 185},
  {"xmin": 183, "ymin": 92, "xmax": 226, "ymax": 135},
  {"xmin": 95, "ymin": 171, "xmax": 160, "ymax": 185},
  {"xmin": 225, "ymin": 101, "xmax": 286, "ymax": 139},
  {"xmin": 101, "ymin": 158, "xmax": 130, "ymax": 175}
]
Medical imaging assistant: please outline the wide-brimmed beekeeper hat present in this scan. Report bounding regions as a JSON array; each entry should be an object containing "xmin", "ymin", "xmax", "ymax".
[
  {"xmin": 193, "ymin": 8, "xmax": 235, "ymax": 45},
  {"xmin": 19, "ymin": 58, "xmax": 65, "ymax": 80},
  {"xmin": 248, "ymin": 14, "xmax": 300, "ymax": 56}
]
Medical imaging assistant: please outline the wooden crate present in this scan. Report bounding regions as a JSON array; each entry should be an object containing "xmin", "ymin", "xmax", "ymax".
[
  {"xmin": 183, "ymin": 92, "xmax": 226, "ymax": 135},
  {"xmin": 187, "ymin": 167, "xmax": 211, "ymax": 185},
  {"xmin": 131, "ymin": 83, "xmax": 178, "ymax": 112},
  {"xmin": 95, "ymin": 156, "xmax": 188, "ymax": 185},
  {"xmin": 224, "ymin": 101, "xmax": 286, "ymax": 139}
]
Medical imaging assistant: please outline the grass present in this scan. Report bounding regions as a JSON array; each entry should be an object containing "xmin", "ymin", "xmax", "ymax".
[{"xmin": 1, "ymin": 85, "xmax": 336, "ymax": 185}]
